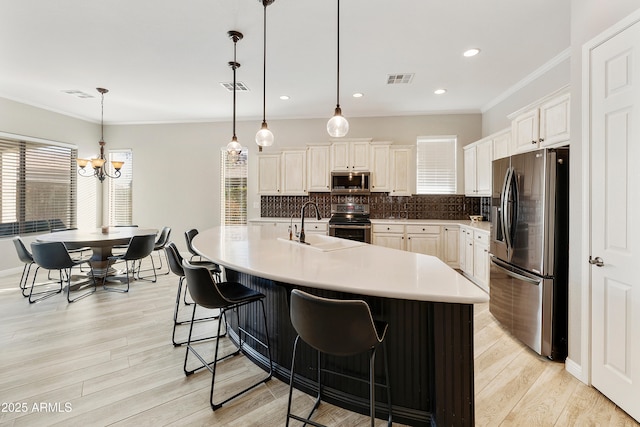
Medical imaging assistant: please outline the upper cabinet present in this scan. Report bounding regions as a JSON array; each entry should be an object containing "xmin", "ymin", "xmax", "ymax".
[
  {"xmin": 330, "ymin": 138, "xmax": 371, "ymax": 171},
  {"xmin": 464, "ymin": 137, "xmax": 492, "ymax": 197},
  {"xmin": 492, "ymin": 128, "xmax": 512, "ymax": 160},
  {"xmin": 370, "ymin": 142, "xmax": 391, "ymax": 192},
  {"xmin": 307, "ymin": 144, "xmax": 331, "ymax": 192},
  {"xmin": 510, "ymin": 88, "xmax": 570, "ymax": 154},
  {"xmin": 258, "ymin": 149, "xmax": 307, "ymax": 195},
  {"xmin": 389, "ymin": 146, "xmax": 413, "ymax": 196}
]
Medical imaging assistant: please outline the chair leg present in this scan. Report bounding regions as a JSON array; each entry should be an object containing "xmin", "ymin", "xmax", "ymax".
[
  {"xmin": 28, "ymin": 267, "xmax": 63, "ymax": 303},
  {"xmin": 172, "ymin": 277, "xmax": 220, "ymax": 347},
  {"xmin": 19, "ymin": 263, "xmax": 33, "ymax": 297},
  {"xmin": 383, "ymin": 340, "xmax": 392, "ymax": 426},
  {"xmin": 66, "ymin": 263, "xmax": 97, "ymax": 303},
  {"xmin": 369, "ymin": 348, "xmax": 376, "ymax": 427},
  {"xmin": 102, "ymin": 259, "xmax": 130, "ymax": 293},
  {"xmin": 136, "ymin": 255, "xmax": 157, "ymax": 283},
  {"xmin": 286, "ymin": 337, "xmax": 324, "ymax": 427}
]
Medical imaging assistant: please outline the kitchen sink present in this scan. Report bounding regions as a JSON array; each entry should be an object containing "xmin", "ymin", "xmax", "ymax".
[{"xmin": 277, "ymin": 234, "xmax": 364, "ymax": 252}]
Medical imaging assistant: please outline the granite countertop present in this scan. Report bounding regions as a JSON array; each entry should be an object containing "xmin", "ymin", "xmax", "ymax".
[{"xmin": 193, "ymin": 225, "xmax": 489, "ymax": 305}]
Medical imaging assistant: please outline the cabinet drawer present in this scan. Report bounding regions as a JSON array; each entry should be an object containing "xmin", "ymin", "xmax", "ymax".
[
  {"xmin": 474, "ymin": 230, "xmax": 489, "ymax": 244},
  {"xmin": 406, "ymin": 225, "xmax": 440, "ymax": 234},
  {"xmin": 306, "ymin": 223, "xmax": 327, "ymax": 232},
  {"xmin": 373, "ymin": 223, "xmax": 404, "ymax": 233}
]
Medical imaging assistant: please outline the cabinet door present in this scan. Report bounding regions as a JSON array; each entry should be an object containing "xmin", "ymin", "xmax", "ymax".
[
  {"xmin": 281, "ymin": 150, "xmax": 306, "ymax": 195},
  {"xmin": 492, "ymin": 130, "xmax": 512, "ymax": 160},
  {"xmin": 539, "ymin": 93, "xmax": 570, "ymax": 147},
  {"xmin": 473, "ymin": 242, "xmax": 489, "ymax": 291},
  {"xmin": 475, "ymin": 139, "xmax": 493, "ymax": 196},
  {"xmin": 390, "ymin": 147, "xmax": 412, "ymax": 195},
  {"xmin": 257, "ymin": 154, "xmax": 281, "ymax": 194},
  {"xmin": 513, "ymin": 109, "xmax": 540, "ymax": 153},
  {"xmin": 370, "ymin": 144, "xmax": 390, "ymax": 192},
  {"xmin": 407, "ymin": 234, "xmax": 441, "ymax": 257},
  {"xmin": 330, "ymin": 141, "xmax": 349, "ymax": 171},
  {"xmin": 373, "ymin": 233, "xmax": 405, "ymax": 250},
  {"xmin": 307, "ymin": 145, "xmax": 331, "ymax": 192},
  {"xmin": 464, "ymin": 146, "xmax": 477, "ymax": 196},
  {"xmin": 442, "ymin": 226, "xmax": 459, "ymax": 268},
  {"xmin": 350, "ymin": 140, "xmax": 370, "ymax": 170},
  {"xmin": 463, "ymin": 234, "xmax": 474, "ymax": 275},
  {"xmin": 459, "ymin": 228, "xmax": 468, "ymax": 271}
]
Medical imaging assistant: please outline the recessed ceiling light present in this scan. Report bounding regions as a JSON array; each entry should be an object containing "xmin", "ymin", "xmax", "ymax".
[
  {"xmin": 353, "ymin": 92, "xmax": 364, "ymax": 98},
  {"xmin": 434, "ymin": 89, "xmax": 447, "ymax": 95},
  {"xmin": 279, "ymin": 95, "xmax": 290, "ymax": 100},
  {"xmin": 463, "ymin": 48, "xmax": 480, "ymax": 57}
]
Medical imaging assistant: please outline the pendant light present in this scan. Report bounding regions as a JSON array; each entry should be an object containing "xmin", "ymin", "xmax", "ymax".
[
  {"xmin": 226, "ymin": 31, "xmax": 243, "ymax": 157},
  {"xmin": 327, "ymin": 0, "xmax": 349, "ymax": 138},
  {"xmin": 76, "ymin": 87, "xmax": 124, "ymax": 182},
  {"xmin": 255, "ymin": 0, "xmax": 275, "ymax": 152}
]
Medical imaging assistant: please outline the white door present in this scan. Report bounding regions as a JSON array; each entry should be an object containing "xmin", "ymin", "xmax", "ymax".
[{"xmin": 590, "ymin": 17, "xmax": 640, "ymax": 422}]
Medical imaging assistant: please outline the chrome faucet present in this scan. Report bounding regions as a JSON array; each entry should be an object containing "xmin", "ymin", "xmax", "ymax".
[{"xmin": 299, "ymin": 201, "xmax": 322, "ymax": 244}]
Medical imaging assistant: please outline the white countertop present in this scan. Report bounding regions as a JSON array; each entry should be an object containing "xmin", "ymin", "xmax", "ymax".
[
  {"xmin": 250, "ymin": 217, "xmax": 491, "ymax": 232},
  {"xmin": 192, "ymin": 225, "xmax": 489, "ymax": 305}
]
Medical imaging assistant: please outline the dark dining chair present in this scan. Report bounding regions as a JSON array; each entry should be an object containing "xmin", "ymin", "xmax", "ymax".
[
  {"xmin": 286, "ymin": 289, "xmax": 392, "ymax": 427},
  {"xmin": 184, "ymin": 228, "xmax": 221, "ymax": 281},
  {"xmin": 137, "ymin": 226, "xmax": 172, "ymax": 279},
  {"xmin": 164, "ymin": 242, "xmax": 219, "ymax": 346},
  {"xmin": 30, "ymin": 241, "xmax": 97, "ymax": 303},
  {"xmin": 182, "ymin": 260, "xmax": 273, "ymax": 410},
  {"xmin": 12, "ymin": 236, "xmax": 35, "ymax": 297},
  {"xmin": 103, "ymin": 234, "xmax": 156, "ymax": 293}
]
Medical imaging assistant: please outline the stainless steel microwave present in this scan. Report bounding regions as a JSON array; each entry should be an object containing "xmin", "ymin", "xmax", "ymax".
[{"xmin": 330, "ymin": 172, "xmax": 370, "ymax": 194}]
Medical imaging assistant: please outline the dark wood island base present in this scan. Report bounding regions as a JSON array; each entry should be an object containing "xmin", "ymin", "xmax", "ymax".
[{"xmin": 224, "ymin": 269, "xmax": 475, "ymax": 427}]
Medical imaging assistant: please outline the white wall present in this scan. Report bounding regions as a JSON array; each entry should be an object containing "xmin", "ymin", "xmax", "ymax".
[{"xmin": 0, "ymin": 97, "xmax": 99, "ymax": 273}]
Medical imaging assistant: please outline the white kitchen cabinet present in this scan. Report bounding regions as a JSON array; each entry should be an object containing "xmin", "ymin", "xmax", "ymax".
[
  {"xmin": 442, "ymin": 226, "xmax": 460, "ymax": 268},
  {"xmin": 257, "ymin": 153, "xmax": 281, "ymax": 195},
  {"xmin": 372, "ymin": 223, "xmax": 405, "ymax": 250},
  {"xmin": 464, "ymin": 137, "xmax": 492, "ymax": 197},
  {"xmin": 330, "ymin": 138, "xmax": 371, "ymax": 171},
  {"xmin": 307, "ymin": 144, "xmax": 331, "ymax": 192},
  {"xmin": 303, "ymin": 221, "xmax": 328, "ymax": 235},
  {"xmin": 389, "ymin": 146, "xmax": 412, "ymax": 196},
  {"xmin": 511, "ymin": 89, "xmax": 570, "ymax": 154},
  {"xmin": 281, "ymin": 149, "xmax": 307, "ymax": 195},
  {"xmin": 473, "ymin": 230, "xmax": 489, "ymax": 292},
  {"xmin": 492, "ymin": 128, "xmax": 512, "ymax": 160},
  {"xmin": 370, "ymin": 142, "xmax": 390, "ymax": 192},
  {"xmin": 462, "ymin": 227, "xmax": 474, "ymax": 276},
  {"xmin": 406, "ymin": 225, "xmax": 441, "ymax": 257}
]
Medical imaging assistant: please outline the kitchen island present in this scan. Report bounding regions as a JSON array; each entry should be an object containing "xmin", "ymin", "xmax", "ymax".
[{"xmin": 192, "ymin": 225, "xmax": 488, "ymax": 426}]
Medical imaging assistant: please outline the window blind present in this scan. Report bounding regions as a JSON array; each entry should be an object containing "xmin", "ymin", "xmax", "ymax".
[
  {"xmin": 108, "ymin": 149, "xmax": 133, "ymax": 226},
  {"xmin": 416, "ymin": 136, "xmax": 457, "ymax": 194},
  {"xmin": 0, "ymin": 137, "xmax": 77, "ymax": 236},
  {"xmin": 220, "ymin": 149, "xmax": 248, "ymax": 225}
]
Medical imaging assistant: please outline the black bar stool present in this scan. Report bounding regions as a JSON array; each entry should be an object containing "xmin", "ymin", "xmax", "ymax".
[
  {"xmin": 286, "ymin": 289, "xmax": 392, "ymax": 427},
  {"xmin": 181, "ymin": 260, "xmax": 273, "ymax": 410}
]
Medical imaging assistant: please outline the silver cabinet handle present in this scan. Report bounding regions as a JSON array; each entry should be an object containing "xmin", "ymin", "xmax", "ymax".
[{"xmin": 589, "ymin": 256, "xmax": 604, "ymax": 267}]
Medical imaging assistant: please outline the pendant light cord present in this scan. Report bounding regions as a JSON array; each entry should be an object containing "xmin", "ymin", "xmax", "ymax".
[
  {"xmin": 336, "ymin": 0, "xmax": 340, "ymax": 109},
  {"xmin": 232, "ymin": 39, "xmax": 238, "ymax": 139},
  {"xmin": 100, "ymin": 90, "xmax": 105, "ymax": 142},
  {"xmin": 262, "ymin": 2, "xmax": 267, "ymax": 125}
]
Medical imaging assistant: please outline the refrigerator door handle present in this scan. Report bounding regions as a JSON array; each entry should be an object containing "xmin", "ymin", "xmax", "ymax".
[
  {"xmin": 490, "ymin": 256, "xmax": 541, "ymax": 286},
  {"xmin": 502, "ymin": 167, "xmax": 514, "ymax": 251}
]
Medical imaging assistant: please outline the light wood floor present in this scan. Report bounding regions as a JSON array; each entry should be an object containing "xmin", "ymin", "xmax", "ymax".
[{"xmin": 0, "ymin": 256, "xmax": 638, "ymax": 426}]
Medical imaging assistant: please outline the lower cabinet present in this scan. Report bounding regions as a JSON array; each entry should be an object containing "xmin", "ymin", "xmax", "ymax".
[
  {"xmin": 372, "ymin": 223, "xmax": 405, "ymax": 250},
  {"xmin": 406, "ymin": 225, "xmax": 441, "ymax": 257},
  {"xmin": 460, "ymin": 226, "xmax": 489, "ymax": 292}
]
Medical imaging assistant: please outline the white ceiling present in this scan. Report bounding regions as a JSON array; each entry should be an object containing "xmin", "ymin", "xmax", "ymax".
[{"xmin": 0, "ymin": 0, "xmax": 571, "ymax": 124}]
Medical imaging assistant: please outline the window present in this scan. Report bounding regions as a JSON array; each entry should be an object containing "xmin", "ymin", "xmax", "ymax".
[
  {"xmin": 0, "ymin": 135, "xmax": 77, "ymax": 236},
  {"xmin": 107, "ymin": 149, "xmax": 133, "ymax": 226},
  {"xmin": 220, "ymin": 149, "xmax": 248, "ymax": 225},
  {"xmin": 416, "ymin": 136, "xmax": 457, "ymax": 194}
]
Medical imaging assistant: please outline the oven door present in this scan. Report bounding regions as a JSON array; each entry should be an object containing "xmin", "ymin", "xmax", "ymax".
[{"xmin": 329, "ymin": 224, "xmax": 371, "ymax": 244}]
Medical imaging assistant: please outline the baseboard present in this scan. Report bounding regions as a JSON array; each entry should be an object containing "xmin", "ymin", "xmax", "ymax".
[{"xmin": 565, "ymin": 357, "xmax": 589, "ymax": 384}]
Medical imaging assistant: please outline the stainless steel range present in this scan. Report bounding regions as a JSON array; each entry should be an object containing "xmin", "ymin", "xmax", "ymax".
[{"xmin": 328, "ymin": 202, "xmax": 371, "ymax": 243}]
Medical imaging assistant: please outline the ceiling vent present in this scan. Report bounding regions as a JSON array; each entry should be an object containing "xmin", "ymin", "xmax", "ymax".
[
  {"xmin": 386, "ymin": 74, "xmax": 414, "ymax": 85},
  {"xmin": 220, "ymin": 82, "xmax": 250, "ymax": 92},
  {"xmin": 62, "ymin": 89, "xmax": 95, "ymax": 98}
]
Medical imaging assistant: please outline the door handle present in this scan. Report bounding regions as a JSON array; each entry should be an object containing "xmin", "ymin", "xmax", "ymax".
[{"xmin": 589, "ymin": 256, "xmax": 604, "ymax": 267}]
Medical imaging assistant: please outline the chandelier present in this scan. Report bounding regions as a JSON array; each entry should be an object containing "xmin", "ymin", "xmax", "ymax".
[{"xmin": 76, "ymin": 88, "xmax": 123, "ymax": 182}]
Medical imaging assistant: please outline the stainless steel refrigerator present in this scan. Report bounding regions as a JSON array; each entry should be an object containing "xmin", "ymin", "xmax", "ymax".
[{"xmin": 489, "ymin": 147, "xmax": 569, "ymax": 360}]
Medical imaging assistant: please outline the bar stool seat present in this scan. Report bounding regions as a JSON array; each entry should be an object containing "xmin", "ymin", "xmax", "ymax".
[
  {"xmin": 286, "ymin": 289, "xmax": 392, "ymax": 427},
  {"xmin": 181, "ymin": 260, "xmax": 273, "ymax": 410}
]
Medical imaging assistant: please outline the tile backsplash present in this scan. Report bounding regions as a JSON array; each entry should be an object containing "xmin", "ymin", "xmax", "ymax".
[{"xmin": 261, "ymin": 193, "xmax": 490, "ymax": 220}]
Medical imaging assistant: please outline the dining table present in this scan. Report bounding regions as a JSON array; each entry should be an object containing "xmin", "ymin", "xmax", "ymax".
[{"xmin": 36, "ymin": 226, "xmax": 158, "ymax": 277}]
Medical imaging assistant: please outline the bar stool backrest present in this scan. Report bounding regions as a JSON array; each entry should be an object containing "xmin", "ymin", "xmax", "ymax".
[
  {"xmin": 155, "ymin": 226, "xmax": 171, "ymax": 248},
  {"xmin": 164, "ymin": 242, "xmax": 184, "ymax": 277},
  {"xmin": 290, "ymin": 289, "xmax": 384, "ymax": 357},
  {"xmin": 182, "ymin": 260, "xmax": 230, "ymax": 310},
  {"xmin": 184, "ymin": 228, "xmax": 200, "ymax": 258}
]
